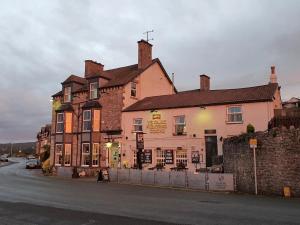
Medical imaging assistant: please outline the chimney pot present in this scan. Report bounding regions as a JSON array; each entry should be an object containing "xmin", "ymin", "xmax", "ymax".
[
  {"xmin": 200, "ymin": 74, "xmax": 210, "ymax": 91},
  {"xmin": 269, "ymin": 65, "xmax": 277, "ymax": 83},
  {"xmin": 85, "ymin": 60, "xmax": 104, "ymax": 78},
  {"xmin": 138, "ymin": 39, "xmax": 152, "ymax": 69}
]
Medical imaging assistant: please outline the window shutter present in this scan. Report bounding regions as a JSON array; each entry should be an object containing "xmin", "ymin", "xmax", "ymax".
[
  {"xmin": 65, "ymin": 112, "xmax": 72, "ymax": 133},
  {"xmin": 93, "ymin": 110, "xmax": 100, "ymax": 132}
]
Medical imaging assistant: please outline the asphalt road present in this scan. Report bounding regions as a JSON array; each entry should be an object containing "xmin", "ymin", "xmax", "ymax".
[{"xmin": 0, "ymin": 158, "xmax": 299, "ymax": 225}]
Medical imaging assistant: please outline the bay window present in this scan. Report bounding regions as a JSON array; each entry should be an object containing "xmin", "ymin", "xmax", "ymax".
[
  {"xmin": 82, "ymin": 143, "xmax": 90, "ymax": 166},
  {"xmin": 64, "ymin": 144, "xmax": 71, "ymax": 166},
  {"xmin": 227, "ymin": 106, "xmax": 243, "ymax": 123},
  {"xmin": 83, "ymin": 110, "xmax": 91, "ymax": 131},
  {"xmin": 55, "ymin": 144, "xmax": 63, "ymax": 166},
  {"xmin": 56, "ymin": 113, "xmax": 64, "ymax": 133}
]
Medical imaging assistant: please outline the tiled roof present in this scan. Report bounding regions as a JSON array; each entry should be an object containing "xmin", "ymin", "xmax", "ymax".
[
  {"xmin": 52, "ymin": 91, "xmax": 63, "ymax": 97},
  {"xmin": 62, "ymin": 75, "xmax": 87, "ymax": 85},
  {"xmin": 123, "ymin": 83, "xmax": 279, "ymax": 112},
  {"xmin": 82, "ymin": 101, "xmax": 102, "ymax": 109}
]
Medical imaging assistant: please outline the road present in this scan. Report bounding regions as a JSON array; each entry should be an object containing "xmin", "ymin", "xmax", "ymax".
[{"xmin": 0, "ymin": 158, "xmax": 299, "ymax": 225}]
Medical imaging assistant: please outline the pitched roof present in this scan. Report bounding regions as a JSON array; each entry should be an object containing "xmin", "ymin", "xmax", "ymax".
[
  {"xmin": 62, "ymin": 75, "xmax": 87, "ymax": 85},
  {"xmin": 123, "ymin": 83, "xmax": 279, "ymax": 112}
]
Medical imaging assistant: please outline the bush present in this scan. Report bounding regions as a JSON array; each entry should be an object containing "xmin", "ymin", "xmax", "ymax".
[{"xmin": 247, "ymin": 124, "xmax": 255, "ymax": 134}]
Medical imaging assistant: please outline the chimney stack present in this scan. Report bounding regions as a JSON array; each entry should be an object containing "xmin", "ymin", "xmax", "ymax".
[
  {"xmin": 200, "ymin": 74, "xmax": 210, "ymax": 91},
  {"xmin": 85, "ymin": 60, "xmax": 104, "ymax": 78},
  {"xmin": 269, "ymin": 65, "xmax": 277, "ymax": 83},
  {"xmin": 138, "ymin": 40, "xmax": 152, "ymax": 69}
]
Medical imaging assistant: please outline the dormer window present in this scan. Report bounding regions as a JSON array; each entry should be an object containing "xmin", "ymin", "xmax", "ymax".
[
  {"xmin": 90, "ymin": 82, "xmax": 98, "ymax": 99},
  {"xmin": 131, "ymin": 82, "xmax": 137, "ymax": 97},
  {"xmin": 64, "ymin": 86, "xmax": 71, "ymax": 102}
]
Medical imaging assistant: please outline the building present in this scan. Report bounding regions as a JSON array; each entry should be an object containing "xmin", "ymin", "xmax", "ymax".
[
  {"xmin": 283, "ymin": 97, "xmax": 300, "ymax": 109},
  {"xmin": 121, "ymin": 67, "xmax": 282, "ymax": 170},
  {"xmin": 36, "ymin": 124, "xmax": 51, "ymax": 156},
  {"xmin": 50, "ymin": 40, "xmax": 175, "ymax": 175}
]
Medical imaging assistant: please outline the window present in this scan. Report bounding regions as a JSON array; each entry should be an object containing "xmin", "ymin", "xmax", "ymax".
[
  {"xmin": 64, "ymin": 144, "xmax": 71, "ymax": 166},
  {"xmin": 56, "ymin": 113, "xmax": 64, "ymax": 133},
  {"xmin": 64, "ymin": 86, "xmax": 71, "ymax": 102},
  {"xmin": 131, "ymin": 82, "xmax": 137, "ymax": 97},
  {"xmin": 90, "ymin": 82, "xmax": 98, "ymax": 99},
  {"xmin": 156, "ymin": 149, "xmax": 166, "ymax": 166},
  {"xmin": 133, "ymin": 118, "xmax": 143, "ymax": 132},
  {"xmin": 82, "ymin": 143, "xmax": 90, "ymax": 166},
  {"xmin": 83, "ymin": 110, "xmax": 91, "ymax": 131},
  {"xmin": 65, "ymin": 112, "xmax": 72, "ymax": 133},
  {"xmin": 176, "ymin": 149, "xmax": 188, "ymax": 167},
  {"xmin": 92, "ymin": 143, "xmax": 100, "ymax": 167},
  {"xmin": 55, "ymin": 144, "xmax": 63, "ymax": 166},
  {"xmin": 93, "ymin": 110, "xmax": 100, "ymax": 132},
  {"xmin": 227, "ymin": 106, "xmax": 243, "ymax": 123},
  {"xmin": 174, "ymin": 115, "xmax": 186, "ymax": 135}
]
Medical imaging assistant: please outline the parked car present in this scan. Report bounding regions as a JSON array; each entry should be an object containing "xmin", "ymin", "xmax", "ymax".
[
  {"xmin": 0, "ymin": 154, "xmax": 9, "ymax": 162},
  {"xmin": 27, "ymin": 155, "xmax": 36, "ymax": 160},
  {"xmin": 26, "ymin": 159, "xmax": 41, "ymax": 169}
]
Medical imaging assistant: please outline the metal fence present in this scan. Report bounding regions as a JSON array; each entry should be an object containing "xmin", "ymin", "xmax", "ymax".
[{"xmin": 108, "ymin": 169, "xmax": 234, "ymax": 192}]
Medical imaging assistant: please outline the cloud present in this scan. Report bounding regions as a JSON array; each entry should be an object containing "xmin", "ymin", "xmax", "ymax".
[{"xmin": 0, "ymin": 0, "xmax": 299, "ymax": 142}]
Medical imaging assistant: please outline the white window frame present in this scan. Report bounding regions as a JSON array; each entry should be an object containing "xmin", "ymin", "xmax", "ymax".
[
  {"xmin": 90, "ymin": 82, "xmax": 98, "ymax": 99},
  {"xmin": 176, "ymin": 149, "xmax": 188, "ymax": 167},
  {"xmin": 131, "ymin": 81, "xmax": 137, "ymax": 97},
  {"xmin": 83, "ymin": 110, "xmax": 91, "ymax": 132},
  {"xmin": 227, "ymin": 106, "xmax": 243, "ymax": 123},
  {"xmin": 64, "ymin": 144, "xmax": 71, "ymax": 166},
  {"xmin": 64, "ymin": 86, "xmax": 71, "ymax": 102},
  {"xmin": 55, "ymin": 144, "xmax": 63, "ymax": 166},
  {"xmin": 174, "ymin": 115, "xmax": 186, "ymax": 135},
  {"xmin": 92, "ymin": 143, "xmax": 100, "ymax": 167},
  {"xmin": 156, "ymin": 149, "xmax": 166, "ymax": 166},
  {"xmin": 56, "ymin": 113, "xmax": 64, "ymax": 133},
  {"xmin": 81, "ymin": 143, "xmax": 90, "ymax": 167},
  {"xmin": 133, "ymin": 118, "xmax": 143, "ymax": 132}
]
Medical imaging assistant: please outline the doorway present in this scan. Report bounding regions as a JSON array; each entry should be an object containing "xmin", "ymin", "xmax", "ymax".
[{"xmin": 205, "ymin": 136, "xmax": 218, "ymax": 167}]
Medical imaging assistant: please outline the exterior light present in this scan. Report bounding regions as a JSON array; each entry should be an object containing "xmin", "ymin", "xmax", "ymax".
[{"xmin": 105, "ymin": 142, "xmax": 112, "ymax": 148}]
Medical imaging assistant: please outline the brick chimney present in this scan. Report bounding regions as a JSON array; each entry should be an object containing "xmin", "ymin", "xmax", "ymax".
[
  {"xmin": 200, "ymin": 74, "xmax": 210, "ymax": 91},
  {"xmin": 85, "ymin": 60, "xmax": 104, "ymax": 78},
  {"xmin": 138, "ymin": 39, "xmax": 152, "ymax": 69},
  {"xmin": 269, "ymin": 65, "xmax": 277, "ymax": 83}
]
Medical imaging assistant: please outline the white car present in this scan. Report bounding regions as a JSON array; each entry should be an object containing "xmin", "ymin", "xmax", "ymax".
[
  {"xmin": 26, "ymin": 159, "xmax": 41, "ymax": 169},
  {"xmin": 0, "ymin": 154, "xmax": 9, "ymax": 162}
]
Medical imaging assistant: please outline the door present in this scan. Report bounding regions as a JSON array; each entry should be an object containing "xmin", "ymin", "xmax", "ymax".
[{"xmin": 205, "ymin": 136, "xmax": 218, "ymax": 167}]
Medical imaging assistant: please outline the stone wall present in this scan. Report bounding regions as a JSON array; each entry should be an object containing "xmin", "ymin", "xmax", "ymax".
[{"xmin": 223, "ymin": 127, "xmax": 300, "ymax": 197}]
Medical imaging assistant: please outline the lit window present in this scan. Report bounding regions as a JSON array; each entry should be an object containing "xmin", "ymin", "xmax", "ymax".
[
  {"xmin": 93, "ymin": 110, "xmax": 100, "ymax": 132},
  {"xmin": 56, "ymin": 113, "xmax": 64, "ymax": 133},
  {"xmin": 227, "ymin": 106, "xmax": 243, "ymax": 123},
  {"xmin": 156, "ymin": 149, "xmax": 165, "ymax": 166},
  {"xmin": 65, "ymin": 112, "xmax": 72, "ymax": 133},
  {"xmin": 64, "ymin": 86, "xmax": 71, "ymax": 102},
  {"xmin": 82, "ymin": 143, "xmax": 90, "ymax": 166},
  {"xmin": 176, "ymin": 149, "xmax": 188, "ymax": 167},
  {"xmin": 174, "ymin": 115, "xmax": 186, "ymax": 135},
  {"xmin": 92, "ymin": 143, "xmax": 100, "ymax": 167},
  {"xmin": 133, "ymin": 118, "xmax": 143, "ymax": 132},
  {"xmin": 131, "ymin": 82, "xmax": 137, "ymax": 97},
  {"xmin": 55, "ymin": 144, "xmax": 63, "ymax": 166},
  {"xmin": 90, "ymin": 82, "xmax": 98, "ymax": 99},
  {"xmin": 64, "ymin": 144, "xmax": 71, "ymax": 166},
  {"xmin": 83, "ymin": 110, "xmax": 91, "ymax": 131}
]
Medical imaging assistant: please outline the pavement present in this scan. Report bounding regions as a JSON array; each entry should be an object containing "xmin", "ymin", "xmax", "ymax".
[{"xmin": 0, "ymin": 158, "xmax": 300, "ymax": 225}]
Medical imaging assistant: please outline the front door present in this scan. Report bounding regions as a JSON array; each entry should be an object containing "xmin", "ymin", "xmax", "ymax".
[{"xmin": 205, "ymin": 136, "xmax": 218, "ymax": 167}]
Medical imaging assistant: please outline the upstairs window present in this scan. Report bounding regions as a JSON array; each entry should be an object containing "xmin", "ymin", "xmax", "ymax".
[
  {"xmin": 133, "ymin": 118, "xmax": 143, "ymax": 132},
  {"xmin": 90, "ymin": 82, "xmax": 98, "ymax": 99},
  {"xmin": 83, "ymin": 110, "xmax": 91, "ymax": 131},
  {"xmin": 56, "ymin": 113, "xmax": 64, "ymax": 133},
  {"xmin": 174, "ymin": 115, "xmax": 186, "ymax": 135},
  {"xmin": 64, "ymin": 86, "xmax": 71, "ymax": 102},
  {"xmin": 227, "ymin": 106, "xmax": 243, "ymax": 123},
  {"xmin": 131, "ymin": 82, "xmax": 137, "ymax": 97}
]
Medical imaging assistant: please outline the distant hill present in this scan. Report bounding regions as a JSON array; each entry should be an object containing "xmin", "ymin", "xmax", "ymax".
[{"xmin": 0, "ymin": 142, "xmax": 35, "ymax": 155}]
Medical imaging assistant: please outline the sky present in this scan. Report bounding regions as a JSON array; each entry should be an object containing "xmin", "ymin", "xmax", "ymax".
[{"xmin": 0, "ymin": 0, "xmax": 300, "ymax": 143}]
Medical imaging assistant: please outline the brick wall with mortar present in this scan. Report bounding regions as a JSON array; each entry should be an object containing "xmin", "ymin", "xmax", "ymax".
[{"xmin": 223, "ymin": 127, "xmax": 300, "ymax": 197}]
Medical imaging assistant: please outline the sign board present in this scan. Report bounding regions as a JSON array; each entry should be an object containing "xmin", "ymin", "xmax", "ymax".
[
  {"xmin": 136, "ymin": 132, "xmax": 144, "ymax": 149},
  {"xmin": 143, "ymin": 149, "xmax": 152, "ymax": 164},
  {"xmin": 249, "ymin": 138, "xmax": 257, "ymax": 148},
  {"xmin": 164, "ymin": 150, "xmax": 174, "ymax": 164},
  {"xmin": 191, "ymin": 151, "xmax": 200, "ymax": 164},
  {"xmin": 147, "ymin": 113, "xmax": 167, "ymax": 134}
]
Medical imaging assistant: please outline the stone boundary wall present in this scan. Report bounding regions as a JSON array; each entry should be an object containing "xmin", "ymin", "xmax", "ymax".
[{"xmin": 223, "ymin": 127, "xmax": 300, "ymax": 197}]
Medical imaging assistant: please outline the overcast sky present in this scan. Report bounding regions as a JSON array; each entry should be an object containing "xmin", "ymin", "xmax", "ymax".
[{"xmin": 0, "ymin": 0, "xmax": 300, "ymax": 143}]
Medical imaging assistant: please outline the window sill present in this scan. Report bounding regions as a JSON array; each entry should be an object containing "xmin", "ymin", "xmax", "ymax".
[
  {"xmin": 226, "ymin": 121, "xmax": 243, "ymax": 124},
  {"xmin": 81, "ymin": 165, "xmax": 89, "ymax": 167}
]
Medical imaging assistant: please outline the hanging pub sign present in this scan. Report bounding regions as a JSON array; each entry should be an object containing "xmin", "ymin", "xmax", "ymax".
[
  {"xmin": 164, "ymin": 150, "xmax": 174, "ymax": 164},
  {"xmin": 191, "ymin": 151, "xmax": 200, "ymax": 164},
  {"xmin": 136, "ymin": 132, "xmax": 144, "ymax": 150},
  {"xmin": 143, "ymin": 149, "xmax": 152, "ymax": 164}
]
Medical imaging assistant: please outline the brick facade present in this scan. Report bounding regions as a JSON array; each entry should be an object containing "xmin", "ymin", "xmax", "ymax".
[{"xmin": 223, "ymin": 127, "xmax": 300, "ymax": 197}]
